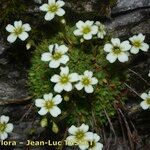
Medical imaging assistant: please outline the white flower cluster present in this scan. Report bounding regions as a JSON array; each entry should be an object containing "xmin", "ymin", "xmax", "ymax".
[
  {"xmin": 0, "ymin": 115, "xmax": 14, "ymax": 140},
  {"xmin": 39, "ymin": 0, "xmax": 65, "ymax": 21},
  {"xmin": 104, "ymin": 33, "xmax": 149, "ymax": 63},
  {"xmin": 66, "ymin": 123, "xmax": 103, "ymax": 150},
  {"xmin": 74, "ymin": 20, "xmax": 106, "ymax": 40}
]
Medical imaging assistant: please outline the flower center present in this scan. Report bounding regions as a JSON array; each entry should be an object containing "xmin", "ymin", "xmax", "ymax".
[
  {"xmin": 45, "ymin": 100, "xmax": 54, "ymax": 109},
  {"xmin": 113, "ymin": 46, "xmax": 121, "ymax": 54},
  {"xmin": 0, "ymin": 123, "xmax": 6, "ymax": 133},
  {"xmin": 82, "ymin": 26, "xmax": 91, "ymax": 34},
  {"xmin": 52, "ymin": 52, "xmax": 62, "ymax": 60},
  {"xmin": 14, "ymin": 27, "xmax": 23, "ymax": 35},
  {"xmin": 133, "ymin": 40, "xmax": 141, "ymax": 48},
  {"xmin": 60, "ymin": 75, "xmax": 69, "ymax": 84},
  {"xmin": 48, "ymin": 4, "xmax": 58, "ymax": 12},
  {"xmin": 146, "ymin": 98, "xmax": 150, "ymax": 105},
  {"xmin": 75, "ymin": 130, "xmax": 85, "ymax": 140},
  {"xmin": 82, "ymin": 77, "xmax": 91, "ymax": 86}
]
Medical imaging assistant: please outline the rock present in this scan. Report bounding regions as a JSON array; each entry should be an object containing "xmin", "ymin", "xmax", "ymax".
[
  {"xmin": 112, "ymin": 0, "xmax": 150, "ymax": 14},
  {"xmin": 105, "ymin": 8, "xmax": 150, "ymax": 37}
]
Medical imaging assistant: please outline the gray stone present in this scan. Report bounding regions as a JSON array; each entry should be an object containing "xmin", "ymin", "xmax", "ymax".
[{"xmin": 112, "ymin": 0, "xmax": 150, "ymax": 14}]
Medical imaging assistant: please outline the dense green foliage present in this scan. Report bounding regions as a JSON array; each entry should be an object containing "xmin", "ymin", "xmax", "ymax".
[{"xmin": 28, "ymin": 25, "xmax": 127, "ymax": 127}]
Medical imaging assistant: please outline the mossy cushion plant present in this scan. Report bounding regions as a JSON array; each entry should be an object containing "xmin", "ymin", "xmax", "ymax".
[{"xmin": 28, "ymin": 24, "xmax": 127, "ymax": 127}]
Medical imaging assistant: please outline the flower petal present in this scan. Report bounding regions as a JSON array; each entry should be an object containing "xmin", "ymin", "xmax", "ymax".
[
  {"xmin": 68, "ymin": 125, "xmax": 78, "ymax": 135},
  {"xmin": 22, "ymin": 23, "xmax": 31, "ymax": 31},
  {"xmin": 58, "ymin": 45, "xmax": 68, "ymax": 53},
  {"xmin": 138, "ymin": 33, "xmax": 145, "ymax": 42},
  {"xmin": 106, "ymin": 53, "xmax": 117, "ymax": 63},
  {"xmin": 104, "ymin": 43, "xmax": 113, "ymax": 52},
  {"xmin": 69, "ymin": 73, "xmax": 79, "ymax": 82},
  {"xmin": 7, "ymin": 34, "xmax": 17, "ymax": 43},
  {"xmin": 0, "ymin": 116, "xmax": 9, "ymax": 123},
  {"xmin": 0, "ymin": 132, "xmax": 8, "ymax": 140},
  {"xmin": 50, "ymin": 106, "xmax": 61, "ymax": 117},
  {"xmin": 54, "ymin": 83, "xmax": 63, "ymax": 93},
  {"xmin": 41, "ymin": 52, "xmax": 51, "ymax": 61},
  {"xmin": 18, "ymin": 32, "xmax": 29, "ymax": 41},
  {"xmin": 84, "ymin": 70, "xmax": 93, "ymax": 77},
  {"xmin": 91, "ymin": 25, "xmax": 98, "ymax": 34},
  {"xmin": 130, "ymin": 47, "xmax": 139, "ymax": 54},
  {"xmin": 60, "ymin": 66, "xmax": 69, "ymax": 75},
  {"xmin": 140, "ymin": 43, "xmax": 149, "ymax": 52},
  {"xmin": 14, "ymin": 20, "xmax": 22, "ymax": 28},
  {"xmin": 111, "ymin": 38, "xmax": 120, "ymax": 46},
  {"xmin": 57, "ymin": 0, "xmax": 65, "ymax": 7},
  {"xmin": 140, "ymin": 101, "xmax": 149, "ymax": 110},
  {"xmin": 44, "ymin": 93, "xmax": 53, "ymax": 101},
  {"xmin": 63, "ymin": 83, "xmax": 72, "ymax": 92},
  {"xmin": 49, "ymin": 60, "xmax": 60, "ymax": 68},
  {"xmin": 5, "ymin": 24, "xmax": 15, "ymax": 32},
  {"xmin": 53, "ymin": 95, "xmax": 62, "ymax": 105},
  {"xmin": 51, "ymin": 75, "xmax": 60, "ymax": 83},
  {"xmin": 39, "ymin": 4, "xmax": 49, "ymax": 11},
  {"xmin": 38, "ymin": 108, "xmax": 48, "ymax": 115},
  {"xmin": 76, "ymin": 21, "xmax": 84, "ymax": 29},
  {"xmin": 60, "ymin": 55, "xmax": 69, "ymax": 64},
  {"xmin": 84, "ymin": 85, "xmax": 94, "ymax": 93},
  {"xmin": 120, "ymin": 41, "xmax": 131, "ymax": 51},
  {"xmin": 118, "ymin": 52, "xmax": 129, "ymax": 62},
  {"xmin": 141, "ymin": 93, "xmax": 148, "ymax": 100},
  {"xmin": 91, "ymin": 77, "xmax": 98, "ymax": 85},
  {"xmin": 45, "ymin": 12, "xmax": 55, "ymax": 21},
  {"xmin": 75, "ymin": 82, "xmax": 84, "ymax": 90},
  {"xmin": 5, "ymin": 123, "xmax": 13, "ymax": 133},
  {"xmin": 56, "ymin": 8, "xmax": 65, "ymax": 16},
  {"xmin": 83, "ymin": 33, "xmax": 92, "ymax": 40},
  {"xmin": 35, "ymin": 99, "xmax": 45, "ymax": 107},
  {"xmin": 73, "ymin": 29, "xmax": 83, "ymax": 36},
  {"xmin": 79, "ymin": 124, "xmax": 89, "ymax": 132}
]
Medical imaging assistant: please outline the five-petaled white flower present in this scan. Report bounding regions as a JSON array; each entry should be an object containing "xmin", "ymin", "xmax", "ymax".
[
  {"xmin": 88, "ymin": 133, "xmax": 103, "ymax": 150},
  {"xmin": 129, "ymin": 33, "xmax": 149, "ymax": 54},
  {"xmin": 66, "ymin": 123, "xmax": 93, "ymax": 150},
  {"xmin": 75, "ymin": 70, "xmax": 98, "ymax": 93},
  {"xmin": 0, "ymin": 115, "xmax": 14, "ymax": 140},
  {"xmin": 140, "ymin": 91, "xmax": 150, "ymax": 110},
  {"xmin": 50, "ymin": 66, "xmax": 79, "ymax": 93},
  {"xmin": 73, "ymin": 20, "xmax": 98, "ymax": 40},
  {"xmin": 39, "ymin": 0, "xmax": 65, "ymax": 21},
  {"xmin": 6, "ymin": 20, "xmax": 31, "ymax": 43},
  {"xmin": 95, "ymin": 21, "xmax": 106, "ymax": 39},
  {"xmin": 41, "ymin": 44, "xmax": 69, "ymax": 68},
  {"xmin": 104, "ymin": 38, "xmax": 131, "ymax": 63},
  {"xmin": 35, "ymin": 93, "xmax": 62, "ymax": 117}
]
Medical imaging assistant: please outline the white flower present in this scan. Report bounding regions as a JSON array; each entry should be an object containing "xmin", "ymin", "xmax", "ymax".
[
  {"xmin": 88, "ymin": 133, "xmax": 103, "ymax": 150},
  {"xmin": 41, "ymin": 44, "xmax": 69, "ymax": 68},
  {"xmin": 75, "ymin": 70, "xmax": 98, "ymax": 93},
  {"xmin": 6, "ymin": 20, "xmax": 31, "ymax": 43},
  {"xmin": 0, "ymin": 115, "xmax": 14, "ymax": 140},
  {"xmin": 50, "ymin": 66, "xmax": 79, "ymax": 93},
  {"xmin": 73, "ymin": 20, "xmax": 98, "ymax": 40},
  {"xmin": 95, "ymin": 21, "xmax": 106, "ymax": 39},
  {"xmin": 148, "ymin": 71, "xmax": 150, "ymax": 77},
  {"xmin": 140, "ymin": 91, "xmax": 150, "ymax": 110},
  {"xmin": 104, "ymin": 38, "xmax": 131, "ymax": 63},
  {"xmin": 39, "ymin": 0, "xmax": 65, "ymax": 21},
  {"xmin": 35, "ymin": 93, "xmax": 62, "ymax": 117},
  {"xmin": 66, "ymin": 124, "xmax": 93, "ymax": 150},
  {"xmin": 129, "ymin": 33, "xmax": 149, "ymax": 54}
]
